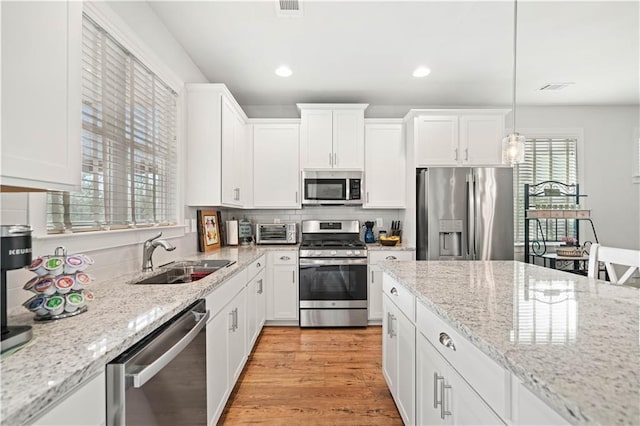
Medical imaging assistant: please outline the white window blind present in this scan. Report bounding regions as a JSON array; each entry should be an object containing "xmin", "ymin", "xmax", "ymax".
[
  {"xmin": 48, "ymin": 15, "xmax": 177, "ymax": 233},
  {"xmin": 514, "ymin": 138, "xmax": 578, "ymax": 243}
]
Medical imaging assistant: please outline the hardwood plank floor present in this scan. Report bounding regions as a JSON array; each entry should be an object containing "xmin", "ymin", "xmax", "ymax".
[{"xmin": 219, "ymin": 326, "xmax": 402, "ymax": 425}]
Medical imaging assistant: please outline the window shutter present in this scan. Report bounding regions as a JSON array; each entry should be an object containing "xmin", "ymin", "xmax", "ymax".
[
  {"xmin": 514, "ymin": 138, "xmax": 578, "ymax": 243},
  {"xmin": 47, "ymin": 15, "xmax": 177, "ymax": 233}
]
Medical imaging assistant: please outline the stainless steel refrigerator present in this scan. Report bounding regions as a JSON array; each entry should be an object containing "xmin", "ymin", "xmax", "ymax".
[{"xmin": 416, "ymin": 167, "xmax": 514, "ymax": 261}]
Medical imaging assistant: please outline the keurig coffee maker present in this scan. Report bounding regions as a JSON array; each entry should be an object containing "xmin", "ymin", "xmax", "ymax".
[{"xmin": 1, "ymin": 225, "xmax": 33, "ymax": 353}]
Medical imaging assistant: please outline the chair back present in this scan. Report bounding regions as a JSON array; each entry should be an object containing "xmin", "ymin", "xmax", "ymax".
[{"xmin": 587, "ymin": 243, "xmax": 640, "ymax": 284}]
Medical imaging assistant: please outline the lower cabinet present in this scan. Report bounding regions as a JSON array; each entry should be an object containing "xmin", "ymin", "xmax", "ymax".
[
  {"xmin": 417, "ymin": 332, "xmax": 504, "ymax": 425},
  {"xmin": 31, "ymin": 372, "xmax": 105, "ymax": 426},
  {"xmin": 266, "ymin": 251, "xmax": 298, "ymax": 323},
  {"xmin": 368, "ymin": 250, "xmax": 414, "ymax": 321},
  {"xmin": 382, "ymin": 294, "xmax": 415, "ymax": 425},
  {"xmin": 246, "ymin": 268, "xmax": 266, "ymax": 349}
]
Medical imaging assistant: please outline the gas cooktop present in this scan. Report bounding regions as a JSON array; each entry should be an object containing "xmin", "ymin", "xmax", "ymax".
[{"xmin": 299, "ymin": 220, "xmax": 367, "ymax": 258}]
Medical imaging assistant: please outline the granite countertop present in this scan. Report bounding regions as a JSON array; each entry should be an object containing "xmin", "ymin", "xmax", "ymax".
[
  {"xmin": 366, "ymin": 242, "xmax": 415, "ymax": 251},
  {"xmin": 380, "ymin": 260, "xmax": 640, "ymax": 425},
  {"xmin": 0, "ymin": 246, "xmax": 271, "ymax": 426}
]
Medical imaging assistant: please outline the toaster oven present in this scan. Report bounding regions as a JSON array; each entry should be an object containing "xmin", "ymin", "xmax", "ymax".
[{"xmin": 255, "ymin": 223, "xmax": 298, "ymax": 245}]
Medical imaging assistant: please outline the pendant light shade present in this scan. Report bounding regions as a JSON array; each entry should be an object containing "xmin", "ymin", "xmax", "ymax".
[{"xmin": 502, "ymin": 0, "xmax": 525, "ymax": 165}]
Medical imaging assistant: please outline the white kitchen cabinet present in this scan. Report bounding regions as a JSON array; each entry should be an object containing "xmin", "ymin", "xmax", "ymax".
[
  {"xmin": 30, "ymin": 372, "xmax": 105, "ymax": 426},
  {"xmin": 246, "ymin": 259, "xmax": 266, "ymax": 350},
  {"xmin": 1, "ymin": 1, "xmax": 82, "ymax": 191},
  {"xmin": 227, "ymin": 286, "xmax": 247, "ymax": 384},
  {"xmin": 382, "ymin": 293, "xmax": 415, "ymax": 425},
  {"xmin": 252, "ymin": 122, "xmax": 301, "ymax": 208},
  {"xmin": 510, "ymin": 377, "xmax": 569, "ymax": 426},
  {"xmin": 266, "ymin": 250, "xmax": 298, "ymax": 323},
  {"xmin": 364, "ymin": 122, "xmax": 406, "ymax": 208},
  {"xmin": 185, "ymin": 84, "xmax": 248, "ymax": 207},
  {"xmin": 222, "ymin": 97, "xmax": 249, "ymax": 207},
  {"xmin": 413, "ymin": 110, "xmax": 507, "ymax": 167},
  {"xmin": 206, "ymin": 303, "xmax": 230, "ymax": 425},
  {"xmin": 298, "ymin": 104, "xmax": 368, "ymax": 170},
  {"xmin": 417, "ymin": 333, "xmax": 504, "ymax": 426},
  {"xmin": 368, "ymin": 250, "xmax": 414, "ymax": 321}
]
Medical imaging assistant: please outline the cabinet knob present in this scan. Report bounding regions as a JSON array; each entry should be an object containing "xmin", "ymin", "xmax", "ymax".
[
  {"xmin": 257, "ymin": 262, "xmax": 261, "ymax": 268},
  {"xmin": 385, "ymin": 255, "xmax": 397, "ymax": 260},
  {"xmin": 280, "ymin": 256, "xmax": 290, "ymax": 261},
  {"xmin": 439, "ymin": 332, "xmax": 456, "ymax": 351},
  {"xmin": 390, "ymin": 287, "xmax": 398, "ymax": 296}
]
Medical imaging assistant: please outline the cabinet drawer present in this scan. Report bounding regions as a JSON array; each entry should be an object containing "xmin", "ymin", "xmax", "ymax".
[
  {"xmin": 369, "ymin": 250, "xmax": 414, "ymax": 264},
  {"xmin": 205, "ymin": 269, "xmax": 248, "ymax": 317},
  {"xmin": 416, "ymin": 300, "xmax": 508, "ymax": 420},
  {"xmin": 270, "ymin": 251, "xmax": 298, "ymax": 265},
  {"xmin": 382, "ymin": 273, "xmax": 415, "ymax": 321},
  {"xmin": 247, "ymin": 255, "xmax": 266, "ymax": 279}
]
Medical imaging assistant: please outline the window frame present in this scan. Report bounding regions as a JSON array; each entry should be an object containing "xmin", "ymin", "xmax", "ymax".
[
  {"xmin": 30, "ymin": 2, "xmax": 186, "ymax": 246},
  {"xmin": 513, "ymin": 128, "xmax": 585, "ymax": 246}
]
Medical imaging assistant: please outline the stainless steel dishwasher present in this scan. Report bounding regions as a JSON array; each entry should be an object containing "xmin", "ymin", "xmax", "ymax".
[{"xmin": 107, "ymin": 299, "xmax": 209, "ymax": 426}]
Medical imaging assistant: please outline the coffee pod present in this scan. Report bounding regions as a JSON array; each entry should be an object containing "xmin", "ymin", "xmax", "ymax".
[
  {"xmin": 26, "ymin": 257, "xmax": 48, "ymax": 276},
  {"xmin": 44, "ymin": 257, "xmax": 64, "ymax": 277},
  {"xmin": 44, "ymin": 296, "xmax": 65, "ymax": 316},
  {"xmin": 64, "ymin": 255, "xmax": 85, "ymax": 274},
  {"xmin": 54, "ymin": 276, "xmax": 75, "ymax": 294},
  {"xmin": 24, "ymin": 296, "xmax": 48, "ymax": 316},
  {"xmin": 74, "ymin": 272, "xmax": 92, "ymax": 290},
  {"xmin": 33, "ymin": 278, "xmax": 56, "ymax": 296},
  {"xmin": 64, "ymin": 293, "xmax": 85, "ymax": 312}
]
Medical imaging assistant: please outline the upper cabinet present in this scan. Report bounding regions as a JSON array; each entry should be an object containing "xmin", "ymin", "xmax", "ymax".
[
  {"xmin": 364, "ymin": 121, "xmax": 406, "ymax": 208},
  {"xmin": 298, "ymin": 104, "xmax": 368, "ymax": 170},
  {"xmin": 185, "ymin": 84, "xmax": 250, "ymax": 207},
  {"xmin": 252, "ymin": 121, "xmax": 301, "ymax": 209},
  {"xmin": 1, "ymin": 1, "xmax": 82, "ymax": 191},
  {"xmin": 412, "ymin": 110, "xmax": 508, "ymax": 167}
]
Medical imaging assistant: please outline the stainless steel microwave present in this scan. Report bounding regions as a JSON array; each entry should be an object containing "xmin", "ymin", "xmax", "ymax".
[{"xmin": 302, "ymin": 171, "xmax": 363, "ymax": 205}]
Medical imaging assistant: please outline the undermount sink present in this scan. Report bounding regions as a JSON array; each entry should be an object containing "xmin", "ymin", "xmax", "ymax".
[{"xmin": 134, "ymin": 260, "xmax": 235, "ymax": 284}]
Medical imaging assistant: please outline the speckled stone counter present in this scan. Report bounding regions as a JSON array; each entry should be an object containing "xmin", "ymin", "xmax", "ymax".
[
  {"xmin": 0, "ymin": 246, "xmax": 272, "ymax": 426},
  {"xmin": 366, "ymin": 242, "xmax": 415, "ymax": 251},
  {"xmin": 380, "ymin": 260, "xmax": 640, "ymax": 425}
]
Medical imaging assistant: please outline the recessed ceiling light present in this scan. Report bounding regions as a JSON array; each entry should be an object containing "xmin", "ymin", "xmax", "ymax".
[
  {"xmin": 412, "ymin": 67, "xmax": 431, "ymax": 78},
  {"xmin": 275, "ymin": 65, "xmax": 292, "ymax": 77}
]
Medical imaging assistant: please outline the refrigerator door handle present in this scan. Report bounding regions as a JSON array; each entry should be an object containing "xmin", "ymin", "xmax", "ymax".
[{"xmin": 467, "ymin": 173, "xmax": 476, "ymax": 260}]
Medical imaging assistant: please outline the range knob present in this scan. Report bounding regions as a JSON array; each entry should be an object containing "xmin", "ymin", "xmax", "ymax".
[
  {"xmin": 331, "ymin": 250, "xmax": 337, "ymax": 255},
  {"xmin": 346, "ymin": 250, "xmax": 353, "ymax": 255},
  {"xmin": 354, "ymin": 250, "xmax": 360, "ymax": 255}
]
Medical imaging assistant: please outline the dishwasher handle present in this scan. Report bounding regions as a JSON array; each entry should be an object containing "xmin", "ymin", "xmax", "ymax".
[{"xmin": 128, "ymin": 308, "xmax": 210, "ymax": 388}]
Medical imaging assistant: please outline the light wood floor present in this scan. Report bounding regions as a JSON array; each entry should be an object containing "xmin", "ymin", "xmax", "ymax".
[{"xmin": 219, "ymin": 326, "xmax": 403, "ymax": 425}]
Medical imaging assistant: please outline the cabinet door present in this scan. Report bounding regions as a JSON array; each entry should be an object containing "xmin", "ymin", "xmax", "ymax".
[
  {"xmin": 416, "ymin": 333, "xmax": 448, "ymax": 426},
  {"xmin": 395, "ymin": 308, "xmax": 416, "ymax": 425},
  {"xmin": 255, "ymin": 269, "xmax": 266, "ymax": 332},
  {"xmin": 364, "ymin": 124, "xmax": 405, "ymax": 208},
  {"xmin": 368, "ymin": 265, "xmax": 383, "ymax": 320},
  {"xmin": 271, "ymin": 265, "xmax": 298, "ymax": 320},
  {"xmin": 447, "ymin": 366, "xmax": 505, "ymax": 425},
  {"xmin": 185, "ymin": 88, "xmax": 222, "ymax": 206},
  {"xmin": 253, "ymin": 124, "xmax": 301, "ymax": 208},
  {"xmin": 206, "ymin": 309, "xmax": 230, "ymax": 425},
  {"xmin": 247, "ymin": 268, "xmax": 266, "ymax": 349},
  {"xmin": 228, "ymin": 287, "xmax": 247, "ymax": 384},
  {"xmin": 221, "ymin": 97, "xmax": 239, "ymax": 205},
  {"xmin": 415, "ymin": 116, "xmax": 459, "ymax": 166},
  {"xmin": 300, "ymin": 109, "xmax": 333, "ymax": 169},
  {"xmin": 333, "ymin": 109, "xmax": 364, "ymax": 169},
  {"xmin": 233, "ymin": 113, "xmax": 248, "ymax": 205},
  {"xmin": 1, "ymin": 1, "xmax": 81, "ymax": 191},
  {"xmin": 382, "ymin": 295, "xmax": 397, "ymax": 393},
  {"xmin": 459, "ymin": 115, "xmax": 504, "ymax": 165},
  {"xmin": 32, "ymin": 372, "xmax": 105, "ymax": 426}
]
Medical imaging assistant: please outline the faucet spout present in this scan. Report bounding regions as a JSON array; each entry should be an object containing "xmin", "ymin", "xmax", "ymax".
[{"xmin": 142, "ymin": 232, "xmax": 176, "ymax": 272}]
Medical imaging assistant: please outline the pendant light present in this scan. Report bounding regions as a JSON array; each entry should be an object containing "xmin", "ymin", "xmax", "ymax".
[{"xmin": 502, "ymin": 0, "xmax": 525, "ymax": 165}]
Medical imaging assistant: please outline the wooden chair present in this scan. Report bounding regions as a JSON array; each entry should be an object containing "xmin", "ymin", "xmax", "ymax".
[{"xmin": 587, "ymin": 243, "xmax": 640, "ymax": 284}]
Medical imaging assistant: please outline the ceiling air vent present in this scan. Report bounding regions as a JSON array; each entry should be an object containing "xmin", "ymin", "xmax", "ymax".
[
  {"xmin": 276, "ymin": 0, "xmax": 303, "ymax": 17},
  {"xmin": 537, "ymin": 82, "xmax": 575, "ymax": 91}
]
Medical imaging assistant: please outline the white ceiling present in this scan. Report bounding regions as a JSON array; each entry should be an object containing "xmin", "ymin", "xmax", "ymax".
[{"xmin": 148, "ymin": 0, "xmax": 639, "ymax": 107}]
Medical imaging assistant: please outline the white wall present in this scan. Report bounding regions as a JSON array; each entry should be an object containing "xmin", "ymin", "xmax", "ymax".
[{"xmin": 517, "ymin": 106, "xmax": 639, "ymax": 250}]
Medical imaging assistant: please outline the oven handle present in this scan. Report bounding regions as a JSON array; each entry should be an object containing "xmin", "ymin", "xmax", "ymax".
[
  {"xmin": 299, "ymin": 258, "xmax": 368, "ymax": 266},
  {"xmin": 127, "ymin": 309, "xmax": 210, "ymax": 388}
]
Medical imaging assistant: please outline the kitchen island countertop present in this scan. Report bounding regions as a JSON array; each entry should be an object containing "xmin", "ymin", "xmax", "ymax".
[
  {"xmin": 0, "ymin": 246, "xmax": 269, "ymax": 426},
  {"xmin": 379, "ymin": 260, "xmax": 639, "ymax": 425}
]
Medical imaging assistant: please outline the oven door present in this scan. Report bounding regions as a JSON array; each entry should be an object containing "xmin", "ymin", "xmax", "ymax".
[
  {"xmin": 299, "ymin": 258, "xmax": 368, "ymax": 308},
  {"xmin": 302, "ymin": 178, "xmax": 348, "ymax": 205}
]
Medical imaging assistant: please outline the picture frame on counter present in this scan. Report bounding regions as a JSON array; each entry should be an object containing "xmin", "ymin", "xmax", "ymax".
[{"xmin": 197, "ymin": 210, "xmax": 221, "ymax": 252}]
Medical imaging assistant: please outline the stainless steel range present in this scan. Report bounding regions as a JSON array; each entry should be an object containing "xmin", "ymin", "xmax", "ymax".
[{"xmin": 299, "ymin": 220, "xmax": 368, "ymax": 327}]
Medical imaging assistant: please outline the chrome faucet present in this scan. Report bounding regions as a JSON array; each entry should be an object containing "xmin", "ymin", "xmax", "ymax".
[{"xmin": 142, "ymin": 232, "xmax": 176, "ymax": 272}]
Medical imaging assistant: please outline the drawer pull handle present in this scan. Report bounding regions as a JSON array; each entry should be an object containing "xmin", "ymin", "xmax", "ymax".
[
  {"xmin": 280, "ymin": 256, "xmax": 290, "ymax": 261},
  {"xmin": 439, "ymin": 332, "xmax": 456, "ymax": 351},
  {"xmin": 257, "ymin": 262, "xmax": 261, "ymax": 268},
  {"xmin": 390, "ymin": 287, "xmax": 398, "ymax": 296},
  {"xmin": 434, "ymin": 373, "xmax": 444, "ymax": 409},
  {"xmin": 440, "ymin": 380, "xmax": 452, "ymax": 419},
  {"xmin": 385, "ymin": 255, "xmax": 397, "ymax": 260}
]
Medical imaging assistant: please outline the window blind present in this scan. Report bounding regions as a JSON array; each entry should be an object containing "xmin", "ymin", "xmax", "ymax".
[
  {"xmin": 513, "ymin": 138, "xmax": 578, "ymax": 243},
  {"xmin": 48, "ymin": 15, "xmax": 177, "ymax": 233}
]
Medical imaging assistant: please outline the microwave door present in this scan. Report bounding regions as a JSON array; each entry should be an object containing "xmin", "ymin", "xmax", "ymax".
[{"xmin": 304, "ymin": 179, "xmax": 346, "ymax": 204}]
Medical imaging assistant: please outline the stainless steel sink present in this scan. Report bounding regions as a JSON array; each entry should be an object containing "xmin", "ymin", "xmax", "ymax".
[{"xmin": 134, "ymin": 260, "xmax": 235, "ymax": 284}]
